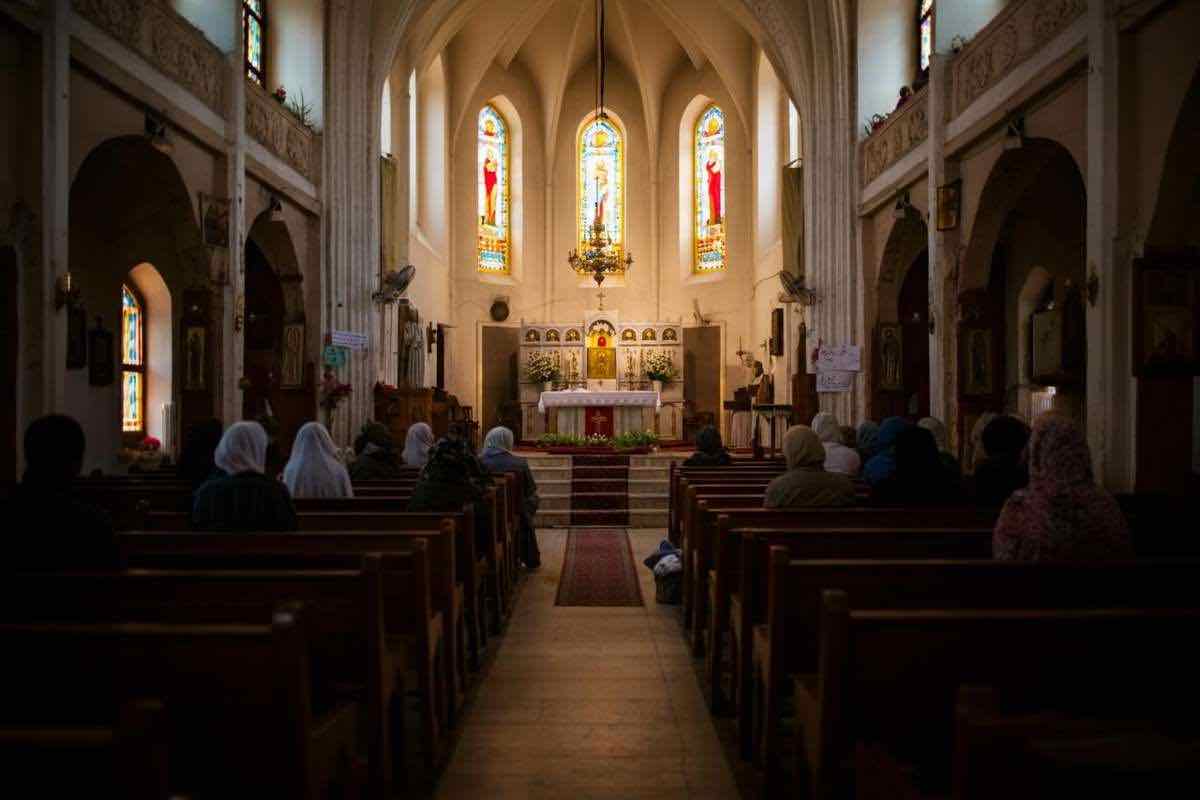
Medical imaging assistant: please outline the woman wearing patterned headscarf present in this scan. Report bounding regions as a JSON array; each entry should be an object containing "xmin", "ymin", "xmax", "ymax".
[
  {"xmin": 764, "ymin": 426, "xmax": 856, "ymax": 508},
  {"xmin": 191, "ymin": 421, "xmax": 297, "ymax": 531},
  {"xmin": 993, "ymin": 414, "xmax": 1132, "ymax": 561}
]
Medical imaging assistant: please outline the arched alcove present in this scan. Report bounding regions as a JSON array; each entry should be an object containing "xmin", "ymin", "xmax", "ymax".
[
  {"xmin": 873, "ymin": 211, "xmax": 929, "ymax": 419},
  {"xmin": 68, "ymin": 136, "xmax": 204, "ymax": 471}
]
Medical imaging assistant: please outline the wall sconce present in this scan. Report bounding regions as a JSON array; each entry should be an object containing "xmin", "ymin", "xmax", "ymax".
[
  {"xmin": 1003, "ymin": 115, "xmax": 1025, "ymax": 150},
  {"xmin": 54, "ymin": 272, "xmax": 80, "ymax": 310},
  {"xmin": 893, "ymin": 191, "xmax": 914, "ymax": 220},
  {"xmin": 144, "ymin": 111, "xmax": 173, "ymax": 154}
]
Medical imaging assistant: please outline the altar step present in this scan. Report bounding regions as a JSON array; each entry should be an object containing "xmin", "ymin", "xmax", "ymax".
[{"xmin": 525, "ymin": 451, "xmax": 684, "ymax": 529}]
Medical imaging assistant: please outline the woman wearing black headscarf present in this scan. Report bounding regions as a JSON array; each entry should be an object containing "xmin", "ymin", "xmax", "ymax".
[
  {"xmin": 684, "ymin": 425, "xmax": 732, "ymax": 467},
  {"xmin": 870, "ymin": 426, "xmax": 964, "ymax": 506},
  {"xmin": 973, "ymin": 415, "xmax": 1031, "ymax": 506},
  {"xmin": 408, "ymin": 438, "xmax": 495, "ymax": 547},
  {"xmin": 178, "ymin": 418, "xmax": 225, "ymax": 490}
]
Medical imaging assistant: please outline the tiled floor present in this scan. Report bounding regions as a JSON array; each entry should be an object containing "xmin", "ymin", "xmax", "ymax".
[{"xmin": 434, "ymin": 528, "xmax": 741, "ymax": 799}]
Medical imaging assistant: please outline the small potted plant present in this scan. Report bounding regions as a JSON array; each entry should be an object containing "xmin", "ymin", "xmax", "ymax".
[
  {"xmin": 525, "ymin": 351, "xmax": 560, "ymax": 393},
  {"xmin": 273, "ymin": 86, "xmax": 288, "ymax": 104},
  {"xmin": 643, "ymin": 351, "xmax": 678, "ymax": 394}
]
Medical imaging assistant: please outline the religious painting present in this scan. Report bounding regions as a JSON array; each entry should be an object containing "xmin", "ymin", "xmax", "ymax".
[
  {"xmin": 1133, "ymin": 258, "xmax": 1199, "ymax": 376},
  {"xmin": 577, "ymin": 115, "xmax": 625, "ymax": 274},
  {"xmin": 477, "ymin": 104, "xmax": 510, "ymax": 274},
  {"xmin": 621, "ymin": 328, "xmax": 637, "ymax": 342},
  {"xmin": 185, "ymin": 326, "xmax": 206, "ymax": 391},
  {"xmin": 963, "ymin": 328, "xmax": 994, "ymax": 396},
  {"xmin": 936, "ymin": 179, "xmax": 961, "ymax": 231},
  {"xmin": 565, "ymin": 328, "xmax": 581, "ymax": 342},
  {"xmin": 200, "ymin": 193, "xmax": 230, "ymax": 249},
  {"xmin": 89, "ymin": 317, "xmax": 114, "ymax": 387},
  {"xmin": 662, "ymin": 327, "xmax": 678, "ymax": 342},
  {"xmin": 694, "ymin": 105, "xmax": 727, "ymax": 273},
  {"xmin": 545, "ymin": 329, "xmax": 560, "ymax": 342},
  {"xmin": 878, "ymin": 323, "xmax": 904, "ymax": 391},
  {"xmin": 67, "ymin": 304, "xmax": 87, "ymax": 369},
  {"xmin": 642, "ymin": 328, "xmax": 656, "ymax": 341},
  {"xmin": 281, "ymin": 323, "xmax": 304, "ymax": 388},
  {"xmin": 524, "ymin": 329, "xmax": 540, "ymax": 342},
  {"xmin": 1031, "ymin": 308, "xmax": 1063, "ymax": 384},
  {"xmin": 587, "ymin": 346, "xmax": 617, "ymax": 379}
]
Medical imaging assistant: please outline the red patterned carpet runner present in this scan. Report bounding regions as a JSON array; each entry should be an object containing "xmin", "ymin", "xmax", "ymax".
[
  {"xmin": 555, "ymin": 528, "xmax": 644, "ymax": 607},
  {"xmin": 571, "ymin": 454, "xmax": 630, "ymax": 526}
]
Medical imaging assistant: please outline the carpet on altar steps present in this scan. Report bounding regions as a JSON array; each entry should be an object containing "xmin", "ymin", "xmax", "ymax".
[{"xmin": 570, "ymin": 454, "xmax": 629, "ymax": 526}]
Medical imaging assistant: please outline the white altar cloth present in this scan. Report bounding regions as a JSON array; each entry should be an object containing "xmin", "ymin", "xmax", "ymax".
[{"xmin": 538, "ymin": 389, "xmax": 661, "ymax": 414}]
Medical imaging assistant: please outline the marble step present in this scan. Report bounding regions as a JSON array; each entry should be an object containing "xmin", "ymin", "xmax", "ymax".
[
  {"xmin": 538, "ymin": 493, "xmax": 669, "ymax": 511},
  {"xmin": 538, "ymin": 479, "xmax": 668, "ymax": 494},
  {"xmin": 528, "ymin": 465, "xmax": 673, "ymax": 480},
  {"xmin": 535, "ymin": 508, "xmax": 668, "ymax": 528}
]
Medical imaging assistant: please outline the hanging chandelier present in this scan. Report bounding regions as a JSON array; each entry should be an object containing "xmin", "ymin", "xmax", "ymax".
[{"xmin": 567, "ymin": 0, "xmax": 632, "ymax": 309}]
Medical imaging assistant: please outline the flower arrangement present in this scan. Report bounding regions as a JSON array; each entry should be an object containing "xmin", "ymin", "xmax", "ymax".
[
  {"xmin": 613, "ymin": 430, "xmax": 659, "ymax": 449},
  {"xmin": 643, "ymin": 352, "xmax": 678, "ymax": 383},
  {"xmin": 319, "ymin": 368, "xmax": 352, "ymax": 411},
  {"xmin": 139, "ymin": 436, "xmax": 161, "ymax": 452},
  {"xmin": 525, "ymin": 352, "xmax": 561, "ymax": 383},
  {"xmin": 272, "ymin": 86, "xmax": 288, "ymax": 103},
  {"xmin": 536, "ymin": 430, "xmax": 660, "ymax": 451}
]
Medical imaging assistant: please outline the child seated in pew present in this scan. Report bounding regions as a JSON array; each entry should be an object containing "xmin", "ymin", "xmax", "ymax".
[
  {"xmin": 9, "ymin": 415, "xmax": 118, "ymax": 570},
  {"xmin": 283, "ymin": 422, "xmax": 354, "ymax": 499},
  {"xmin": 764, "ymin": 426, "xmax": 856, "ymax": 508},
  {"xmin": 479, "ymin": 426, "xmax": 541, "ymax": 569},
  {"xmin": 683, "ymin": 425, "xmax": 733, "ymax": 467},
  {"xmin": 993, "ymin": 414, "xmax": 1132, "ymax": 561},
  {"xmin": 349, "ymin": 421, "xmax": 404, "ymax": 481},
  {"xmin": 191, "ymin": 422, "xmax": 298, "ymax": 532},
  {"xmin": 870, "ymin": 426, "xmax": 965, "ymax": 506}
]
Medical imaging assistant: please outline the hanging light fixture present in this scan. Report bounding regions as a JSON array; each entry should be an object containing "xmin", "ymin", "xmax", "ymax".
[{"xmin": 567, "ymin": 0, "xmax": 633, "ymax": 309}]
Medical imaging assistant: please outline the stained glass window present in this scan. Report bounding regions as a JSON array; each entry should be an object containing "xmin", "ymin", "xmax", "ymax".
[
  {"xmin": 694, "ymin": 105, "xmax": 727, "ymax": 273},
  {"xmin": 121, "ymin": 285, "xmax": 145, "ymax": 434},
  {"xmin": 244, "ymin": 1, "xmax": 266, "ymax": 87},
  {"xmin": 577, "ymin": 115, "xmax": 625, "ymax": 274},
  {"xmin": 477, "ymin": 105, "xmax": 510, "ymax": 274},
  {"xmin": 919, "ymin": 0, "xmax": 935, "ymax": 72}
]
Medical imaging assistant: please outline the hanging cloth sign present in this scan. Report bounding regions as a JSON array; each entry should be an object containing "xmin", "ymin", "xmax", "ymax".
[{"xmin": 330, "ymin": 330, "xmax": 369, "ymax": 351}]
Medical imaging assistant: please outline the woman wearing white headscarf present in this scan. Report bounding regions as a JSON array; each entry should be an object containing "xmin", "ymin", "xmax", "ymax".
[
  {"xmin": 812, "ymin": 412, "xmax": 861, "ymax": 476},
  {"xmin": 764, "ymin": 426, "xmax": 857, "ymax": 508},
  {"xmin": 402, "ymin": 422, "xmax": 435, "ymax": 468},
  {"xmin": 283, "ymin": 422, "xmax": 354, "ymax": 499},
  {"xmin": 478, "ymin": 426, "xmax": 541, "ymax": 568},
  {"xmin": 192, "ymin": 421, "xmax": 297, "ymax": 531}
]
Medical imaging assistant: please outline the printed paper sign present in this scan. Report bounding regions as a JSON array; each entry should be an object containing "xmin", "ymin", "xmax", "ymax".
[
  {"xmin": 330, "ymin": 330, "xmax": 369, "ymax": 351},
  {"xmin": 816, "ymin": 371, "xmax": 854, "ymax": 393},
  {"xmin": 817, "ymin": 344, "xmax": 861, "ymax": 373},
  {"xmin": 322, "ymin": 345, "xmax": 347, "ymax": 368}
]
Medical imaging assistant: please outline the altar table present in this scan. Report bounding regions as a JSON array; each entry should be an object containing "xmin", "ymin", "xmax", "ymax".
[{"xmin": 538, "ymin": 390, "xmax": 661, "ymax": 437}]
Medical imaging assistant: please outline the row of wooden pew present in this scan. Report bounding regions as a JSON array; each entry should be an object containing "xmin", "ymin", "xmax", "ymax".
[
  {"xmin": 4, "ymin": 468, "xmax": 530, "ymax": 799},
  {"xmin": 665, "ymin": 459, "xmax": 1200, "ymax": 798}
]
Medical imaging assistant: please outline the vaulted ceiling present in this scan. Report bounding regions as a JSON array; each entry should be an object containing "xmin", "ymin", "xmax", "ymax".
[{"xmin": 397, "ymin": 0, "xmax": 760, "ymax": 163}]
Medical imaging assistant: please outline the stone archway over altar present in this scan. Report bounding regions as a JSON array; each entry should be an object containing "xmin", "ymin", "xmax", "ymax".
[{"xmin": 520, "ymin": 312, "xmax": 685, "ymax": 441}]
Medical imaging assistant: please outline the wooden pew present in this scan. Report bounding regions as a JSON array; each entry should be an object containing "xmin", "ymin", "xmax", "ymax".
[
  {"xmin": 668, "ymin": 464, "xmax": 784, "ymax": 542},
  {"xmin": 0, "ymin": 605, "xmax": 357, "ymax": 800},
  {"xmin": 792, "ymin": 586, "xmax": 1200, "ymax": 800},
  {"xmin": 0, "ymin": 699, "xmax": 169, "ymax": 800},
  {"xmin": 126, "ymin": 520, "xmax": 471, "ymax": 725},
  {"xmin": 1, "ymin": 550, "xmax": 442, "ymax": 796}
]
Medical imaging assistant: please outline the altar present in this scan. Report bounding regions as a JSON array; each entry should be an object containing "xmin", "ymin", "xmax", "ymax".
[
  {"xmin": 519, "ymin": 312, "xmax": 685, "ymax": 440},
  {"xmin": 538, "ymin": 389, "xmax": 660, "ymax": 437}
]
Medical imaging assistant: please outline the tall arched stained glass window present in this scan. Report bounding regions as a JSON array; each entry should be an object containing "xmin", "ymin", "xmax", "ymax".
[
  {"xmin": 918, "ymin": 1, "xmax": 935, "ymax": 72},
  {"xmin": 244, "ymin": 1, "xmax": 266, "ymax": 87},
  {"xmin": 121, "ymin": 285, "xmax": 145, "ymax": 434},
  {"xmin": 477, "ymin": 105, "xmax": 510, "ymax": 274},
  {"xmin": 577, "ymin": 114, "xmax": 625, "ymax": 274},
  {"xmin": 694, "ymin": 105, "xmax": 727, "ymax": 273}
]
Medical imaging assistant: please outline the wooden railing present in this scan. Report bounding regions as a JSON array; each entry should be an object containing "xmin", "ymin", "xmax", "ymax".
[{"xmin": 859, "ymin": 86, "xmax": 929, "ymax": 188}]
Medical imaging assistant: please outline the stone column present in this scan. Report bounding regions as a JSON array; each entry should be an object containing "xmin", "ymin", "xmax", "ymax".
[
  {"xmin": 40, "ymin": 0, "xmax": 70, "ymax": 414},
  {"xmin": 220, "ymin": 20, "xmax": 247, "ymax": 425},
  {"xmin": 1085, "ymin": 0, "xmax": 1133, "ymax": 489},
  {"xmin": 926, "ymin": 53, "xmax": 958, "ymax": 443}
]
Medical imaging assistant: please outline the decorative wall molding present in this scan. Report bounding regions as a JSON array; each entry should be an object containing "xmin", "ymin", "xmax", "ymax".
[
  {"xmin": 859, "ymin": 87, "xmax": 929, "ymax": 188},
  {"xmin": 245, "ymin": 80, "xmax": 322, "ymax": 186},
  {"xmin": 951, "ymin": 0, "xmax": 1086, "ymax": 117},
  {"xmin": 71, "ymin": 0, "xmax": 227, "ymax": 117}
]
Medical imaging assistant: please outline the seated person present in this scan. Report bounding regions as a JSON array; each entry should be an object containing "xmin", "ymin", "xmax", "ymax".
[
  {"xmin": 478, "ymin": 426, "xmax": 541, "ymax": 569},
  {"xmin": 9, "ymin": 415, "xmax": 118, "ymax": 570},
  {"xmin": 178, "ymin": 418, "xmax": 224, "ymax": 489},
  {"xmin": 283, "ymin": 421, "xmax": 354, "ymax": 499},
  {"xmin": 764, "ymin": 426, "xmax": 856, "ymax": 508},
  {"xmin": 973, "ymin": 415, "xmax": 1030, "ymax": 506},
  {"xmin": 993, "ymin": 414, "xmax": 1132, "ymax": 561},
  {"xmin": 191, "ymin": 421, "xmax": 297, "ymax": 532},
  {"xmin": 870, "ymin": 426, "xmax": 964, "ymax": 506},
  {"xmin": 408, "ymin": 437, "xmax": 495, "ymax": 549},
  {"xmin": 350, "ymin": 421, "xmax": 404, "ymax": 481},
  {"xmin": 918, "ymin": 416, "xmax": 962, "ymax": 478},
  {"xmin": 862, "ymin": 417, "xmax": 911, "ymax": 486},
  {"xmin": 402, "ymin": 422, "xmax": 435, "ymax": 468},
  {"xmin": 683, "ymin": 425, "xmax": 733, "ymax": 467},
  {"xmin": 812, "ymin": 412, "xmax": 861, "ymax": 476}
]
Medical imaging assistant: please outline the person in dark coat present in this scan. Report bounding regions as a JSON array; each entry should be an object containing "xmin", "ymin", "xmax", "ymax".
[
  {"xmin": 9, "ymin": 415, "xmax": 119, "ymax": 570},
  {"xmin": 178, "ymin": 418, "xmax": 225, "ymax": 489},
  {"xmin": 684, "ymin": 425, "xmax": 733, "ymax": 467},
  {"xmin": 478, "ymin": 426, "xmax": 541, "ymax": 568},
  {"xmin": 191, "ymin": 421, "xmax": 297, "ymax": 532},
  {"xmin": 870, "ymin": 426, "xmax": 964, "ymax": 506},
  {"xmin": 349, "ymin": 421, "xmax": 404, "ymax": 481},
  {"xmin": 408, "ymin": 437, "xmax": 495, "ymax": 558},
  {"xmin": 973, "ymin": 415, "xmax": 1031, "ymax": 506}
]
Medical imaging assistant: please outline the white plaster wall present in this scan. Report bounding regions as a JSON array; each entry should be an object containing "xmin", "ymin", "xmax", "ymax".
[
  {"xmin": 857, "ymin": 0, "xmax": 917, "ymax": 131},
  {"xmin": 170, "ymin": 0, "xmax": 236, "ymax": 53},
  {"xmin": 936, "ymin": 0, "xmax": 1011, "ymax": 52},
  {"xmin": 269, "ymin": 0, "xmax": 325, "ymax": 128}
]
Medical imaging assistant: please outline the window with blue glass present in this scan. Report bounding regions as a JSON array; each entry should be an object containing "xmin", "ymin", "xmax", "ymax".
[
  {"xmin": 244, "ymin": 0, "xmax": 266, "ymax": 87},
  {"xmin": 918, "ymin": 0, "xmax": 935, "ymax": 73},
  {"xmin": 121, "ymin": 285, "xmax": 145, "ymax": 434}
]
